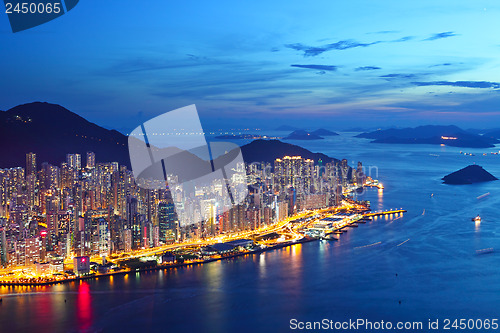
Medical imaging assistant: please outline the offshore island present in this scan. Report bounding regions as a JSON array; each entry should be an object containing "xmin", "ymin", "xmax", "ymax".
[{"xmin": 442, "ymin": 164, "xmax": 498, "ymax": 185}]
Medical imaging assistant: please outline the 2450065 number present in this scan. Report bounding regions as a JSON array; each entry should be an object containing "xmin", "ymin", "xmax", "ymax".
[
  {"xmin": 5, "ymin": 2, "xmax": 61, "ymax": 14},
  {"xmin": 443, "ymin": 319, "xmax": 499, "ymax": 330}
]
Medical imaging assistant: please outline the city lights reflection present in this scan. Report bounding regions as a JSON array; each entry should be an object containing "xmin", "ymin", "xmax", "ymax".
[{"xmin": 76, "ymin": 282, "xmax": 92, "ymax": 332}]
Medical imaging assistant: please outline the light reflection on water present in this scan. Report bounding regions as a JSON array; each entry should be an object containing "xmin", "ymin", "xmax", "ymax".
[
  {"xmin": 76, "ymin": 282, "xmax": 92, "ymax": 332},
  {"xmin": 377, "ymin": 188, "xmax": 384, "ymax": 211}
]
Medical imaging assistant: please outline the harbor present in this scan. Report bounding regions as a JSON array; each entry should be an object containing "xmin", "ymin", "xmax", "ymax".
[{"xmin": 0, "ymin": 203, "xmax": 406, "ymax": 287}]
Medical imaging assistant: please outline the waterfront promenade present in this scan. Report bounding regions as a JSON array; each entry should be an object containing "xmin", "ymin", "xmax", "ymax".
[{"xmin": 0, "ymin": 201, "xmax": 405, "ymax": 287}]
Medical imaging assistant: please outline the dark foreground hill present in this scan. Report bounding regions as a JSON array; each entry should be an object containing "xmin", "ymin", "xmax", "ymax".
[
  {"xmin": 0, "ymin": 102, "xmax": 130, "ymax": 168},
  {"xmin": 240, "ymin": 139, "xmax": 336, "ymax": 164},
  {"xmin": 442, "ymin": 165, "xmax": 498, "ymax": 185}
]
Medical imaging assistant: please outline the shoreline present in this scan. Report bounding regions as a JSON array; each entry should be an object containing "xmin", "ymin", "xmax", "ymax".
[
  {"xmin": 0, "ymin": 237, "xmax": 317, "ymax": 288},
  {"xmin": 0, "ymin": 205, "xmax": 404, "ymax": 288}
]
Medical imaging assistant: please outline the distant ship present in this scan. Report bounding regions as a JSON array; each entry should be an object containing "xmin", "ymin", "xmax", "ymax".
[
  {"xmin": 476, "ymin": 248, "xmax": 494, "ymax": 255},
  {"xmin": 472, "ymin": 215, "xmax": 481, "ymax": 222}
]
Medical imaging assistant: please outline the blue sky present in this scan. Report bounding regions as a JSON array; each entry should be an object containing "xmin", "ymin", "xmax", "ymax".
[{"xmin": 1, "ymin": 0, "xmax": 500, "ymax": 132}]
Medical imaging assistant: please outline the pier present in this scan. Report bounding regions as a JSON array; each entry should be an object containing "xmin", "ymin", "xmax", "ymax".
[{"xmin": 364, "ymin": 209, "xmax": 407, "ymax": 217}]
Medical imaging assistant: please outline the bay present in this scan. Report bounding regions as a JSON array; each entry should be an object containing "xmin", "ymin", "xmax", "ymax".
[{"xmin": 2, "ymin": 134, "xmax": 500, "ymax": 333}]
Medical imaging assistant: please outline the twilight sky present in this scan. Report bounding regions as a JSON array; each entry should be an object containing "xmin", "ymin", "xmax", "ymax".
[{"xmin": 1, "ymin": 0, "xmax": 500, "ymax": 132}]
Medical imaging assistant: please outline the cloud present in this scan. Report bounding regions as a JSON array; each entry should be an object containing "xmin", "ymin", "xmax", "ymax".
[
  {"xmin": 106, "ymin": 57, "xmax": 216, "ymax": 74},
  {"xmin": 285, "ymin": 39, "xmax": 381, "ymax": 57},
  {"xmin": 291, "ymin": 64, "xmax": 338, "ymax": 71},
  {"xmin": 412, "ymin": 81, "xmax": 500, "ymax": 89},
  {"xmin": 429, "ymin": 63, "xmax": 453, "ymax": 67},
  {"xmin": 424, "ymin": 32, "xmax": 457, "ymax": 41},
  {"xmin": 355, "ymin": 66, "xmax": 381, "ymax": 71},
  {"xmin": 380, "ymin": 73, "xmax": 419, "ymax": 79},
  {"xmin": 391, "ymin": 36, "xmax": 415, "ymax": 43},
  {"xmin": 367, "ymin": 30, "xmax": 400, "ymax": 34},
  {"xmin": 285, "ymin": 34, "xmax": 418, "ymax": 57}
]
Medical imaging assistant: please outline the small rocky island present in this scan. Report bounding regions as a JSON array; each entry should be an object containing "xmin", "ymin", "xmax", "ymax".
[{"xmin": 442, "ymin": 165, "xmax": 498, "ymax": 185}]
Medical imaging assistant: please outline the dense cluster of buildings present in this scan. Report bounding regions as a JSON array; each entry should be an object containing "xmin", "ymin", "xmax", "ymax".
[{"xmin": 0, "ymin": 151, "xmax": 364, "ymax": 269}]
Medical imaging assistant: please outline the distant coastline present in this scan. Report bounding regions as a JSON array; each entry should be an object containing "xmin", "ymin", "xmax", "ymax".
[{"xmin": 356, "ymin": 125, "xmax": 498, "ymax": 148}]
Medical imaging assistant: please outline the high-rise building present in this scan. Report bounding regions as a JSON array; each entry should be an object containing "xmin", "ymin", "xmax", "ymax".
[
  {"xmin": 356, "ymin": 161, "xmax": 366, "ymax": 185},
  {"xmin": 152, "ymin": 225, "xmax": 159, "ymax": 247},
  {"xmin": 123, "ymin": 229, "xmax": 132, "ymax": 252},
  {"xmin": 158, "ymin": 201, "xmax": 177, "ymax": 244},
  {"xmin": 66, "ymin": 153, "xmax": 81, "ymax": 170},
  {"xmin": 0, "ymin": 227, "xmax": 7, "ymax": 266},
  {"xmin": 24, "ymin": 237, "xmax": 41, "ymax": 265},
  {"xmin": 247, "ymin": 208, "xmax": 260, "ymax": 230},
  {"xmin": 40, "ymin": 163, "xmax": 60, "ymax": 190},
  {"xmin": 274, "ymin": 156, "xmax": 312, "ymax": 193},
  {"xmin": 86, "ymin": 152, "xmax": 96, "ymax": 169},
  {"xmin": 26, "ymin": 174, "xmax": 36, "ymax": 207},
  {"xmin": 98, "ymin": 219, "xmax": 110, "ymax": 256},
  {"xmin": 125, "ymin": 196, "xmax": 142, "ymax": 248},
  {"xmin": 26, "ymin": 152, "xmax": 36, "ymax": 177},
  {"xmin": 229, "ymin": 204, "xmax": 246, "ymax": 231}
]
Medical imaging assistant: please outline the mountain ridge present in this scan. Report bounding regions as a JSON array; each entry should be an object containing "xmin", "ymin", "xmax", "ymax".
[
  {"xmin": 356, "ymin": 125, "xmax": 498, "ymax": 148},
  {"xmin": 0, "ymin": 102, "xmax": 130, "ymax": 168},
  {"xmin": 311, "ymin": 128, "xmax": 339, "ymax": 136},
  {"xmin": 240, "ymin": 139, "xmax": 337, "ymax": 164},
  {"xmin": 284, "ymin": 130, "xmax": 324, "ymax": 140},
  {"xmin": 0, "ymin": 102, "xmax": 342, "ymax": 170}
]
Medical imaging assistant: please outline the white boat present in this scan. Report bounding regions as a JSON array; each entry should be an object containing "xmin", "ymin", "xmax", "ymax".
[
  {"xmin": 472, "ymin": 215, "xmax": 481, "ymax": 222},
  {"xmin": 476, "ymin": 248, "xmax": 493, "ymax": 255}
]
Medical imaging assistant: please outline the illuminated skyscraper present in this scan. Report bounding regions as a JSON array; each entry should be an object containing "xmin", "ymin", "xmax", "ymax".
[
  {"xmin": 24, "ymin": 237, "xmax": 41, "ymax": 265},
  {"xmin": 40, "ymin": 163, "xmax": 60, "ymax": 190},
  {"xmin": 26, "ymin": 173, "xmax": 36, "ymax": 207},
  {"xmin": 158, "ymin": 201, "xmax": 177, "ymax": 244},
  {"xmin": 98, "ymin": 219, "xmax": 110, "ymax": 256},
  {"xmin": 66, "ymin": 153, "xmax": 81, "ymax": 170},
  {"xmin": 122, "ymin": 229, "xmax": 132, "ymax": 253},
  {"xmin": 126, "ymin": 195, "xmax": 141, "ymax": 248},
  {"xmin": 229, "ymin": 204, "xmax": 245, "ymax": 231},
  {"xmin": 356, "ymin": 161, "xmax": 366, "ymax": 185},
  {"xmin": 86, "ymin": 151, "xmax": 96, "ymax": 169},
  {"xmin": 0, "ymin": 227, "xmax": 6, "ymax": 266},
  {"xmin": 26, "ymin": 152, "xmax": 36, "ymax": 177}
]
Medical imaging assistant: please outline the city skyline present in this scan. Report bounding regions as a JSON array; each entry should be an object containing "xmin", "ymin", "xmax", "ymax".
[
  {"xmin": 0, "ymin": 142, "xmax": 363, "ymax": 275},
  {"xmin": 1, "ymin": 1, "xmax": 500, "ymax": 132}
]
